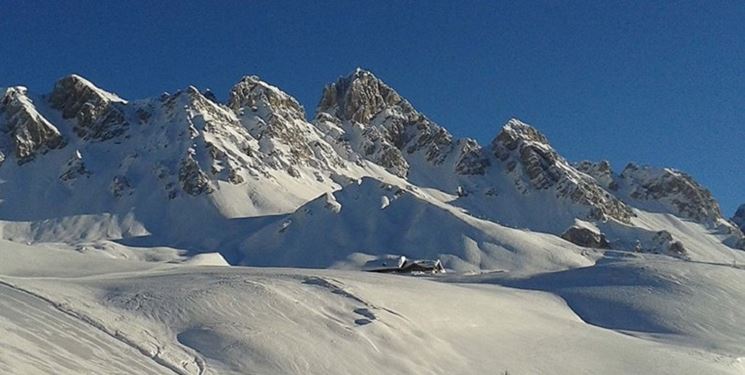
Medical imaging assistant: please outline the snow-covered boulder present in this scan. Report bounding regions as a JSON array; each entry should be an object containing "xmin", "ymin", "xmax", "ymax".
[{"xmin": 561, "ymin": 225, "xmax": 610, "ymax": 249}]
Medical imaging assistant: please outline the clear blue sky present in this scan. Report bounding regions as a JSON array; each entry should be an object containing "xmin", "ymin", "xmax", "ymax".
[{"xmin": 1, "ymin": 1, "xmax": 743, "ymax": 214}]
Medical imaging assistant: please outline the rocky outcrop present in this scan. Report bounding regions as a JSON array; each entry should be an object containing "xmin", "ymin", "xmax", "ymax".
[
  {"xmin": 454, "ymin": 139, "xmax": 490, "ymax": 175},
  {"xmin": 314, "ymin": 69, "xmax": 457, "ymax": 177},
  {"xmin": 492, "ymin": 119, "xmax": 633, "ymax": 223},
  {"xmin": 1, "ymin": 87, "xmax": 65, "ymax": 164},
  {"xmin": 228, "ymin": 76, "xmax": 343, "ymax": 171},
  {"xmin": 650, "ymin": 230, "xmax": 687, "ymax": 257},
  {"xmin": 576, "ymin": 160, "xmax": 617, "ymax": 191},
  {"xmin": 561, "ymin": 225, "xmax": 610, "ymax": 248},
  {"xmin": 59, "ymin": 150, "xmax": 90, "ymax": 183},
  {"xmin": 178, "ymin": 152, "xmax": 213, "ymax": 196},
  {"xmin": 620, "ymin": 164, "xmax": 723, "ymax": 224},
  {"xmin": 732, "ymin": 204, "xmax": 745, "ymax": 231},
  {"xmin": 48, "ymin": 75, "xmax": 128, "ymax": 141}
]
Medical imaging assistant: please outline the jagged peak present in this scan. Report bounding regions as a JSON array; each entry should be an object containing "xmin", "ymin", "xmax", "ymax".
[
  {"xmin": 48, "ymin": 74, "xmax": 130, "ymax": 141},
  {"xmin": 2, "ymin": 86, "xmax": 29, "ymax": 98},
  {"xmin": 316, "ymin": 68, "xmax": 412, "ymax": 124},
  {"xmin": 491, "ymin": 118, "xmax": 633, "ymax": 223},
  {"xmin": 0, "ymin": 85, "xmax": 65, "ymax": 163},
  {"xmin": 351, "ymin": 67, "xmax": 375, "ymax": 79},
  {"xmin": 493, "ymin": 118, "xmax": 550, "ymax": 148},
  {"xmin": 227, "ymin": 75, "xmax": 304, "ymax": 120},
  {"xmin": 52, "ymin": 74, "xmax": 125, "ymax": 105},
  {"xmin": 620, "ymin": 163, "xmax": 723, "ymax": 223},
  {"xmin": 166, "ymin": 85, "xmax": 222, "ymax": 108}
]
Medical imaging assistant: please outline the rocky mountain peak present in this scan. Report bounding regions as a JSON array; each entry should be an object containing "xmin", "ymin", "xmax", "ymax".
[
  {"xmin": 492, "ymin": 119, "xmax": 634, "ymax": 223},
  {"xmin": 619, "ymin": 164, "xmax": 723, "ymax": 224},
  {"xmin": 314, "ymin": 69, "xmax": 457, "ymax": 177},
  {"xmin": 228, "ymin": 75, "xmax": 305, "ymax": 121},
  {"xmin": 495, "ymin": 118, "xmax": 550, "ymax": 147},
  {"xmin": 317, "ymin": 68, "xmax": 412, "ymax": 124},
  {"xmin": 0, "ymin": 86, "xmax": 65, "ymax": 164},
  {"xmin": 730, "ymin": 204, "xmax": 744, "ymax": 230},
  {"xmin": 48, "ymin": 74, "xmax": 128, "ymax": 141},
  {"xmin": 49, "ymin": 75, "xmax": 125, "ymax": 116},
  {"xmin": 227, "ymin": 76, "xmax": 344, "ymax": 172}
]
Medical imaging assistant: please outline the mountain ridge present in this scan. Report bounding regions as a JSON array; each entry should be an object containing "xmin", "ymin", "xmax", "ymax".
[{"xmin": 0, "ymin": 69, "xmax": 742, "ymax": 271}]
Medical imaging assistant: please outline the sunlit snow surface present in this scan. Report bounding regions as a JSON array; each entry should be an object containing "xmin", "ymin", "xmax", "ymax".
[{"xmin": 1, "ymin": 240, "xmax": 744, "ymax": 375}]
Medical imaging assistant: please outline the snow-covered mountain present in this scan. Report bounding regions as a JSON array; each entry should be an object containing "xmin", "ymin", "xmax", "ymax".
[
  {"xmin": 1, "ymin": 69, "xmax": 743, "ymax": 268},
  {"xmin": 3, "ymin": 69, "xmax": 745, "ymax": 374}
]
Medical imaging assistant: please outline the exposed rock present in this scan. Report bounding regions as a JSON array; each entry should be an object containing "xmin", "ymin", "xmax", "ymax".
[
  {"xmin": 229, "ymin": 75, "xmax": 344, "ymax": 172},
  {"xmin": 649, "ymin": 230, "xmax": 687, "ymax": 257},
  {"xmin": 48, "ymin": 74, "xmax": 129, "ymax": 141},
  {"xmin": 620, "ymin": 163, "xmax": 723, "ymax": 224},
  {"xmin": 201, "ymin": 89, "xmax": 219, "ymax": 104},
  {"xmin": 59, "ymin": 150, "xmax": 90, "ymax": 182},
  {"xmin": 178, "ymin": 152, "xmax": 213, "ymax": 196},
  {"xmin": 229, "ymin": 76, "xmax": 304, "ymax": 120},
  {"xmin": 560, "ymin": 225, "xmax": 610, "ymax": 248},
  {"xmin": 576, "ymin": 160, "xmax": 617, "ymax": 191},
  {"xmin": 454, "ymin": 139, "xmax": 490, "ymax": 175},
  {"xmin": 110, "ymin": 175, "xmax": 133, "ymax": 198},
  {"xmin": 314, "ymin": 68, "xmax": 457, "ymax": 177},
  {"xmin": 732, "ymin": 204, "xmax": 745, "ymax": 231},
  {"xmin": 492, "ymin": 119, "xmax": 633, "ymax": 223},
  {"xmin": 1, "ymin": 87, "xmax": 65, "ymax": 164}
]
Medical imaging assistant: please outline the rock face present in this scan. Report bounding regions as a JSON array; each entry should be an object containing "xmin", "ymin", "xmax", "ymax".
[
  {"xmin": 561, "ymin": 225, "xmax": 610, "ymax": 248},
  {"xmin": 492, "ymin": 119, "xmax": 634, "ymax": 223},
  {"xmin": 154, "ymin": 87, "xmax": 255, "ymax": 195},
  {"xmin": 620, "ymin": 164, "xmax": 723, "ymax": 224},
  {"xmin": 454, "ymin": 139, "xmax": 490, "ymax": 175},
  {"xmin": 228, "ymin": 76, "xmax": 343, "ymax": 172},
  {"xmin": 732, "ymin": 204, "xmax": 745, "ymax": 231},
  {"xmin": 178, "ymin": 152, "xmax": 213, "ymax": 196},
  {"xmin": 314, "ymin": 68, "xmax": 462, "ymax": 177},
  {"xmin": 48, "ymin": 75, "xmax": 128, "ymax": 141},
  {"xmin": 0, "ymin": 87, "xmax": 65, "ymax": 164},
  {"xmin": 576, "ymin": 160, "xmax": 617, "ymax": 191},
  {"xmin": 59, "ymin": 150, "xmax": 90, "ymax": 183}
]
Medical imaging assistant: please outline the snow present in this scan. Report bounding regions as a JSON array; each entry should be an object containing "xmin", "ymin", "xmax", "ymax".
[
  {"xmin": 2, "ymin": 71, "xmax": 745, "ymax": 374},
  {"xmin": 238, "ymin": 177, "xmax": 596, "ymax": 273},
  {"xmin": 65, "ymin": 74, "xmax": 127, "ymax": 103},
  {"xmin": 1, "ymin": 240, "xmax": 744, "ymax": 374}
]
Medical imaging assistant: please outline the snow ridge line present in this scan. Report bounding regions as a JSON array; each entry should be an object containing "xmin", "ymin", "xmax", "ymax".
[{"xmin": 0, "ymin": 278, "xmax": 204, "ymax": 375}]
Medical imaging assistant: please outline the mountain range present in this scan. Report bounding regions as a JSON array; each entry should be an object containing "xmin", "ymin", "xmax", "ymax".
[
  {"xmin": 2, "ymin": 68, "xmax": 742, "ymax": 271},
  {"xmin": 3, "ymin": 69, "xmax": 745, "ymax": 374}
]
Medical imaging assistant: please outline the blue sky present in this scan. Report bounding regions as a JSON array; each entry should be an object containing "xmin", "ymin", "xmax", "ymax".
[{"xmin": 1, "ymin": 1, "xmax": 743, "ymax": 214}]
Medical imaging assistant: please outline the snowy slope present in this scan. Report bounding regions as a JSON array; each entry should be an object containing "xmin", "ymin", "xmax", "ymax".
[
  {"xmin": 1, "ymin": 240, "xmax": 744, "ymax": 375},
  {"xmin": 239, "ymin": 177, "xmax": 595, "ymax": 274}
]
